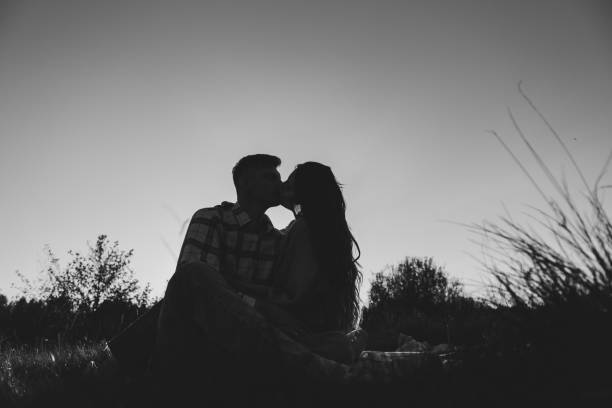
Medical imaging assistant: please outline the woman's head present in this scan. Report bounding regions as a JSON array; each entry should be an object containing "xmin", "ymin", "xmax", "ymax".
[{"xmin": 282, "ymin": 162, "xmax": 362, "ymax": 330}]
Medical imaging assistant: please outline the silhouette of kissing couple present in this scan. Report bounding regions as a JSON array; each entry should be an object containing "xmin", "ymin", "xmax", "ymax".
[{"xmin": 110, "ymin": 154, "xmax": 443, "ymax": 406}]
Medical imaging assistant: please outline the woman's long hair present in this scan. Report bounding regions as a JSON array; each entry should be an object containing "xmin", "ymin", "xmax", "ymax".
[{"xmin": 293, "ymin": 162, "xmax": 362, "ymax": 331}]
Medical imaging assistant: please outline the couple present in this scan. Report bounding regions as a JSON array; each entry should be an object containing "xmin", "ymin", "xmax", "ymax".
[{"xmin": 148, "ymin": 154, "xmax": 441, "ymax": 405}]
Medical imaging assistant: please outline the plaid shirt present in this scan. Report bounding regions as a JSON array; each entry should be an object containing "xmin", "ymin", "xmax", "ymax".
[{"xmin": 177, "ymin": 201, "xmax": 282, "ymax": 284}]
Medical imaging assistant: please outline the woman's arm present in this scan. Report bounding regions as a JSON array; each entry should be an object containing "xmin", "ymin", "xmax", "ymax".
[
  {"xmin": 267, "ymin": 218, "xmax": 319, "ymax": 306},
  {"xmin": 225, "ymin": 278, "xmax": 272, "ymax": 298}
]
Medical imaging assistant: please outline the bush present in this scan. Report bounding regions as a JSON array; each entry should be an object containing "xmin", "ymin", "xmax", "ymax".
[
  {"xmin": 42, "ymin": 235, "xmax": 152, "ymax": 311},
  {"xmin": 361, "ymin": 256, "xmax": 489, "ymax": 348},
  {"xmin": 2, "ymin": 235, "xmax": 155, "ymax": 345}
]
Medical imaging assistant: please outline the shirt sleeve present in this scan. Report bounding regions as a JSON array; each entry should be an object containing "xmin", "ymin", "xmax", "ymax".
[{"xmin": 177, "ymin": 208, "xmax": 223, "ymax": 272}]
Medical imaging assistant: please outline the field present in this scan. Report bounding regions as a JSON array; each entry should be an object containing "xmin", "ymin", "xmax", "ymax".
[{"xmin": 2, "ymin": 336, "xmax": 611, "ymax": 408}]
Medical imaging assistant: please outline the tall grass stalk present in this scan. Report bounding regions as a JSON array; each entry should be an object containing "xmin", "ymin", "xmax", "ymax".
[{"xmin": 474, "ymin": 82, "xmax": 612, "ymax": 310}]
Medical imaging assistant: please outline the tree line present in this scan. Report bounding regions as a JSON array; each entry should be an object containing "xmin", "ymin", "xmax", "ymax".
[{"xmin": 1, "ymin": 233, "xmax": 491, "ymax": 349}]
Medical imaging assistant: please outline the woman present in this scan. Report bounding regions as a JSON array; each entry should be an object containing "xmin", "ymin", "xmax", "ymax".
[
  {"xmin": 257, "ymin": 162, "xmax": 442, "ymax": 386},
  {"xmin": 266, "ymin": 161, "xmax": 368, "ymax": 363}
]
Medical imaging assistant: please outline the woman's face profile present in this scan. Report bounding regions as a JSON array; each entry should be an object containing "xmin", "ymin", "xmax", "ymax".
[{"xmin": 280, "ymin": 172, "xmax": 297, "ymax": 211}]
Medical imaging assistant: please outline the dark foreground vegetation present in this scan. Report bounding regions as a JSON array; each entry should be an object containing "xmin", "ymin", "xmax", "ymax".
[
  {"xmin": 1, "ymin": 304, "xmax": 610, "ymax": 408},
  {"xmin": 2, "ymin": 250, "xmax": 610, "ymax": 407},
  {"xmin": 0, "ymin": 342, "xmax": 119, "ymax": 407}
]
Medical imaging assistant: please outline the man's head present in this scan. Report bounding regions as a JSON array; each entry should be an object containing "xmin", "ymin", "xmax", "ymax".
[{"xmin": 232, "ymin": 154, "xmax": 282, "ymax": 209}]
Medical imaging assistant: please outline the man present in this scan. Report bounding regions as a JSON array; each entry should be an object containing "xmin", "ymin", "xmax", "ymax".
[{"xmin": 151, "ymin": 154, "xmax": 296, "ymax": 405}]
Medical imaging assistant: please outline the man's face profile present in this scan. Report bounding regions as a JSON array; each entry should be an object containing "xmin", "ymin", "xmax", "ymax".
[{"xmin": 245, "ymin": 167, "xmax": 282, "ymax": 207}]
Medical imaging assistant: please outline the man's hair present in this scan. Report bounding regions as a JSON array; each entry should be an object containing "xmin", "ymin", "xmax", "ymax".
[{"xmin": 232, "ymin": 154, "xmax": 281, "ymax": 189}]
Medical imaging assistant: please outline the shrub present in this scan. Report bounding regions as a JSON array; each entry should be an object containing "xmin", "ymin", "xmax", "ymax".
[
  {"xmin": 42, "ymin": 235, "xmax": 152, "ymax": 311},
  {"xmin": 361, "ymin": 256, "xmax": 488, "ymax": 348},
  {"xmin": 3, "ymin": 235, "xmax": 155, "ymax": 345}
]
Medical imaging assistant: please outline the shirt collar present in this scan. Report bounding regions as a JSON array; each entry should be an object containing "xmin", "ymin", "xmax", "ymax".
[{"xmin": 225, "ymin": 201, "xmax": 275, "ymax": 232}]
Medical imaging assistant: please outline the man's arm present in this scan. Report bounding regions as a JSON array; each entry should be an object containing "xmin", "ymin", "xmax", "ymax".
[
  {"xmin": 253, "ymin": 298, "xmax": 308, "ymax": 338},
  {"xmin": 225, "ymin": 278, "xmax": 296, "ymax": 302},
  {"xmin": 176, "ymin": 208, "xmax": 223, "ymax": 271}
]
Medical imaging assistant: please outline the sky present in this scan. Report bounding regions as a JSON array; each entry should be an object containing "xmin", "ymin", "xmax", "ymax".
[{"xmin": 1, "ymin": 0, "xmax": 611, "ymax": 304}]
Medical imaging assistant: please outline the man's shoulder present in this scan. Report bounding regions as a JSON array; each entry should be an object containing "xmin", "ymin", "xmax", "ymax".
[{"xmin": 191, "ymin": 202, "xmax": 232, "ymax": 220}]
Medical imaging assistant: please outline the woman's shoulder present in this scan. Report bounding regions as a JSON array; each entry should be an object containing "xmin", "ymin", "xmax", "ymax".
[
  {"xmin": 282, "ymin": 216, "xmax": 310, "ymax": 235},
  {"xmin": 279, "ymin": 217, "xmax": 312, "ymax": 258}
]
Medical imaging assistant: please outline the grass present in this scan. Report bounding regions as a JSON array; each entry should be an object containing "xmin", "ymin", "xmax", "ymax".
[
  {"xmin": 463, "ymin": 84, "xmax": 612, "ymax": 406},
  {"xmin": 475, "ymin": 82, "xmax": 612, "ymax": 309},
  {"xmin": 0, "ymin": 342, "xmax": 130, "ymax": 408},
  {"xmin": 2, "ymin": 340, "xmax": 610, "ymax": 408}
]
